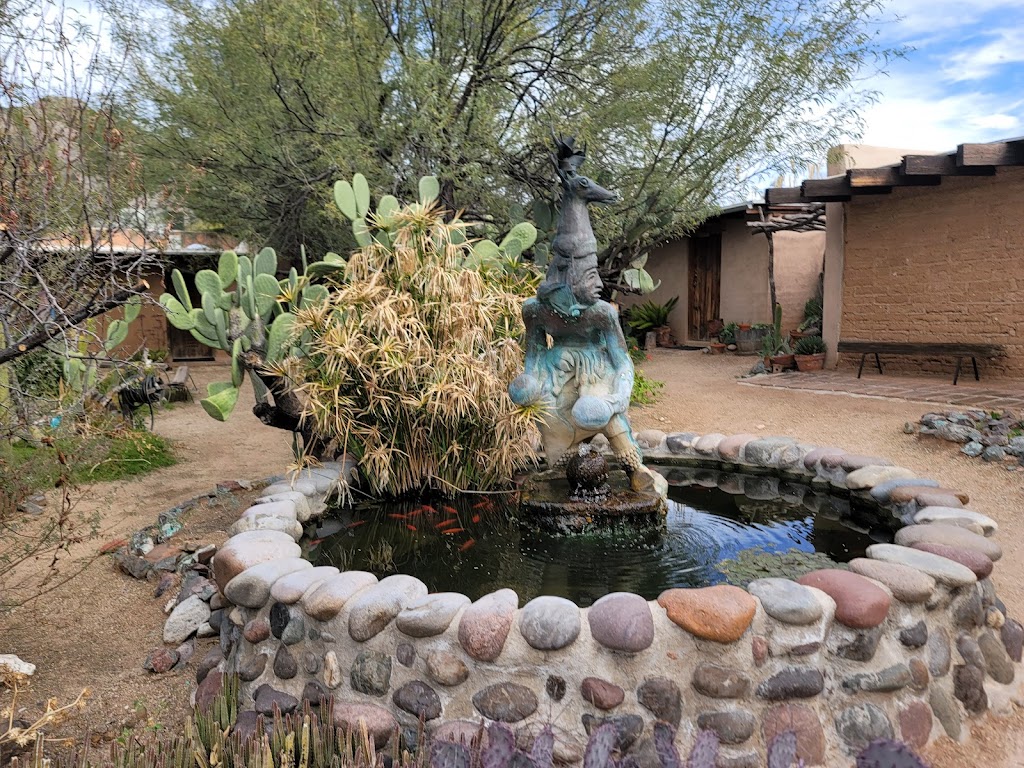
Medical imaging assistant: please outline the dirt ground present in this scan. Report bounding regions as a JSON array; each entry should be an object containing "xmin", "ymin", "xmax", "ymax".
[{"xmin": 4, "ymin": 353, "xmax": 1024, "ymax": 765}]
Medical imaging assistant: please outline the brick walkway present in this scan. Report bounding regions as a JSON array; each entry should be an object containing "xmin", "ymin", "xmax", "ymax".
[{"xmin": 741, "ymin": 369, "xmax": 1024, "ymax": 411}]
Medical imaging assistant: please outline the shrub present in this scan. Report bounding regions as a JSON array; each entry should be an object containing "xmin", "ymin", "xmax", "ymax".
[
  {"xmin": 631, "ymin": 369, "xmax": 664, "ymax": 406},
  {"xmin": 281, "ymin": 201, "xmax": 540, "ymax": 497},
  {"xmin": 625, "ymin": 297, "xmax": 679, "ymax": 334},
  {"xmin": 794, "ymin": 335, "xmax": 827, "ymax": 355}
]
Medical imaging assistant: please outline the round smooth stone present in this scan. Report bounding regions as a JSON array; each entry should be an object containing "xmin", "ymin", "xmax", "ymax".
[
  {"xmin": 911, "ymin": 542, "xmax": 993, "ymax": 579},
  {"xmin": 263, "ymin": 479, "xmax": 318, "ymax": 497},
  {"xmin": 472, "ymin": 683, "xmax": 537, "ymax": 722},
  {"xmin": 716, "ymin": 434, "xmax": 757, "ymax": 462},
  {"xmin": 658, "ymin": 585, "xmax": 756, "ymax": 642},
  {"xmin": 224, "ymin": 558, "xmax": 312, "ymax": 608},
  {"xmin": 302, "ymin": 571, "xmax": 379, "ymax": 621},
  {"xmin": 888, "ymin": 486, "xmax": 969, "ymax": 505},
  {"xmin": 211, "ymin": 531, "xmax": 302, "ymax": 591},
  {"xmin": 587, "ymin": 593, "xmax": 654, "ymax": 653},
  {"xmin": 241, "ymin": 500, "xmax": 297, "ymax": 521},
  {"xmin": 518, "ymin": 596, "xmax": 581, "ymax": 650},
  {"xmin": 397, "ymin": 592, "xmax": 471, "ymax": 638},
  {"xmin": 870, "ymin": 477, "xmax": 939, "ymax": 502},
  {"xmin": 894, "ymin": 524, "xmax": 1001, "ymax": 561},
  {"xmin": 847, "ymin": 558, "xmax": 935, "ymax": 603},
  {"xmin": 913, "ymin": 507, "xmax": 998, "ymax": 537},
  {"xmin": 845, "ymin": 466, "xmax": 916, "ymax": 490},
  {"xmin": 458, "ymin": 589, "xmax": 519, "ymax": 661},
  {"xmin": 796, "ymin": 570, "xmax": 890, "ymax": 629},
  {"xmin": 270, "ymin": 566, "xmax": 339, "ymax": 604},
  {"xmin": 348, "ymin": 575, "xmax": 429, "ymax": 641},
  {"xmin": 426, "ymin": 650, "xmax": 470, "ymax": 686},
  {"xmin": 332, "ymin": 703, "xmax": 398, "ymax": 748},
  {"xmin": 581, "ymin": 678, "xmax": 625, "ymax": 710},
  {"xmin": 693, "ymin": 434, "xmax": 726, "ymax": 455},
  {"xmin": 865, "ymin": 544, "xmax": 976, "ymax": 587},
  {"xmin": 803, "ymin": 447, "xmax": 844, "ymax": 470},
  {"xmin": 254, "ymin": 491, "xmax": 315, "ymax": 522},
  {"xmin": 747, "ymin": 579, "xmax": 822, "ymax": 625}
]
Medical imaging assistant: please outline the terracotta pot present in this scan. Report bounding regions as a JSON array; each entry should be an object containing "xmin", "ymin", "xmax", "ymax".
[
  {"xmin": 794, "ymin": 352, "xmax": 826, "ymax": 372},
  {"xmin": 709, "ymin": 342, "xmax": 726, "ymax": 354},
  {"xmin": 770, "ymin": 353, "xmax": 796, "ymax": 371},
  {"xmin": 790, "ymin": 330, "xmax": 807, "ymax": 341},
  {"xmin": 656, "ymin": 325, "xmax": 672, "ymax": 347},
  {"xmin": 738, "ymin": 323, "xmax": 752, "ymax": 331}
]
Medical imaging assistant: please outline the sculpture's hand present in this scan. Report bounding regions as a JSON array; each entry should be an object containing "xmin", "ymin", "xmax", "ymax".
[
  {"xmin": 604, "ymin": 392, "xmax": 630, "ymax": 415},
  {"xmin": 509, "ymin": 374, "xmax": 544, "ymax": 406},
  {"xmin": 572, "ymin": 396, "xmax": 613, "ymax": 430}
]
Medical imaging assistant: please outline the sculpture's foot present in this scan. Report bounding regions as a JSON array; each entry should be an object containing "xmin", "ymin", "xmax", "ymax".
[{"xmin": 630, "ymin": 464, "xmax": 668, "ymax": 500}]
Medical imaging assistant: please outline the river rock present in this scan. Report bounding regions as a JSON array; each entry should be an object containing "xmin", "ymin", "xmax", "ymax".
[
  {"xmin": 842, "ymin": 663, "xmax": 912, "ymax": 693},
  {"xmin": 270, "ymin": 566, "xmax": 339, "ymax": 604},
  {"xmin": 747, "ymin": 579, "xmax": 822, "ymax": 625},
  {"xmin": 243, "ymin": 618, "xmax": 270, "ymax": 643},
  {"xmin": 393, "ymin": 681, "xmax": 442, "ymax": 720},
  {"xmin": 212, "ymin": 530, "xmax": 302, "ymax": 591},
  {"xmin": 693, "ymin": 434, "xmax": 726, "ymax": 455},
  {"xmin": 516, "ymin": 723, "xmax": 585, "ymax": 765},
  {"xmin": 760, "ymin": 704, "xmax": 824, "ymax": 765},
  {"xmin": 870, "ymin": 477, "xmax": 939, "ymax": 502},
  {"xmin": 914, "ymin": 491, "xmax": 966, "ymax": 508},
  {"xmin": 225, "ymin": 557, "xmax": 312, "ymax": 608},
  {"xmin": 895, "ymin": 524, "xmax": 1001, "ymax": 561},
  {"xmin": 472, "ymin": 683, "xmax": 538, "ymax": 722},
  {"xmin": 254, "ymin": 491, "xmax": 316, "ymax": 522},
  {"xmin": 666, "ymin": 432, "xmax": 699, "ymax": 454},
  {"xmin": 324, "ymin": 651, "xmax": 342, "ymax": 689},
  {"xmin": 912, "ymin": 542, "xmax": 993, "ymax": 579},
  {"xmin": 301, "ymin": 680, "xmax": 330, "ymax": 708},
  {"xmin": 164, "ymin": 595, "xmax": 211, "ymax": 644},
  {"xmin": 426, "ymin": 650, "xmax": 470, "ymax": 686},
  {"xmin": 350, "ymin": 651, "xmax": 391, "ymax": 696},
  {"xmin": 1002, "ymin": 619, "xmax": 1024, "ymax": 662},
  {"xmin": 834, "ymin": 703, "xmax": 893, "ymax": 754},
  {"xmin": 581, "ymin": 678, "xmax": 624, "ymax": 710},
  {"xmin": 796, "ymin": 570, "xmax": 890, "ymax": 628},
  {"xmin": 458, "ymin": 589, "xmax": 518, "ymax": 661},
  {"xmin": 909, "ymin": 658, "xmax": 929, "ymax": 690},
  {"xmin": 928, "ymin": 628, "xmax": 952, "ymax": 677},
  {"xmin": 587, "ymin": 592, "xmax": 654, "ymax": 652},
  {"xmin": 238, "ymin": 653, "xmax": 268, "ymax": 682},
  {"xmin": 847, "ymin": 558, "xmax": 935, "ymax": 603},
  {"xmin": 803, "ymin": 447, "xmax": 844, "ymax": 471},
  {"xmin": 273, "ymin": 645, "xmax": 297, "ymax": 679},
  {"xmin": 953, "ymin": 664, "xmax": 987, "ymax": 713},
  {"xmin": 303, "ymin": 571, "xmax": 379, "ymax": 620},
  {"xmin": 635, "ymin": 429, "xmax": 666, "ymax": 450},
  {"xmin": 396, "ymin": 592, "xmax": 470, "ymax": 637},
  {"xmin": 744, "ymin": 437, "xmax": 797, "ymax": 467},
  {"xmin": 636, "ymin": 678, "xmax": 681, "ymax": 726},
  {"xmin": 144, "ymin": 648, "xmax": 178, "ymax": 674},
  {"xmin": 898, "ymin": 701, "xmax": 932, "ymax": 750},
  {"xmin": 899, "ymin": 621, "xmax": 928, "ymax": 648},
  {"xmin": 348, "ymin": 575, "xmax": 429, "ymax": 641},
  {"xmin": 263, "ymin": 479, "xmax": 317, "ymax": 497},
  {"xmin": 691, "ymin": 665, "xmax": 752, "ymax": 699},
  {"xmin": 889, "ymin": 485, "xmax": 968, "ymax": 505},
  {"xmin": 755, "ymin": 667, "xmax": 824, "ymax": 700},
  {"xmin": 979, "ymin": 631, "xmax": 1015, "ymax": 684},
  {"xmin": 930, "ymin": 685, "xmax": 961, "ymax": 740},
  {"xmin": 696, "ymin": 711, "xmax": 756, "ymax": 745},
  {"xmin": 581, "ymin": 715, "xmax": 644, "ymax": 752},
  {"xmin": 836, "ymin": 626, "xmax": 883, "ymax": 662},
  {"xmin": 434, "ymin": 720, "xmax": 489, "ymax": 747},
  {"xmin": 716, "ymin": 434, "xmax": 757, "ymax": 462},
  {"xmin": 865, "ymin": 544, "xmax": 976, "ymax": 587},
  {"xmin": 227, "ymin": 514, "xmax": 302, "ymax": 541},
  {"xmin": 396, "ymin": 643, "xmax": 415, "ymax": 667},
  {"xmin": 955, "ymin": 633, "xmax": 984, "ymax": 668},
  {"xmin": 845, "ymin": 465, "xmax": 916, "ymax": 490},
  {"xmin": 658, "ymin": 585, "xmax": 756, "ymax": 642},
  {"xmin": 255, "ymin": 684, "xmax": 298, "ymax": 716},
  {"xmin": 519, "ymin": 596, "xmax": 581, "ymax": 650},
  {"xmin": 333, "ymin": 703, "xmax": 398, "ymax": 748},
  {"xmin": 913, "ymin": 507, "xmax": 998, "ymax": 536}
]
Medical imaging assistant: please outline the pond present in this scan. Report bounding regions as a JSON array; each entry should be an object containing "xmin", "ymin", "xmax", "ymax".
[{"xmin": 308, "ymin": 467, "xmax": 894, "ymax": 605}]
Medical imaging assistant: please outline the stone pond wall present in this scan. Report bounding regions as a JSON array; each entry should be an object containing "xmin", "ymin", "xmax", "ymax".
[{"xmin": 200, "ymin": 434, "xmax": 1024, "ymax": 768}]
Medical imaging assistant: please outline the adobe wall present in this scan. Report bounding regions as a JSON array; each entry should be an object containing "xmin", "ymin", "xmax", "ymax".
[
  {"xmin": 840, "ymin": 167, "xmax": 1024, "ymax": 378},
  {"xmin": 617, "ymin": 241, "xmax": 691, "ymax": 344}
]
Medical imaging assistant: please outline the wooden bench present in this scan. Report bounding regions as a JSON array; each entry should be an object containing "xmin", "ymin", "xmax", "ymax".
[{"xmin": 837, "ymin": 341, "xmax": 1006, "ymax": 385}]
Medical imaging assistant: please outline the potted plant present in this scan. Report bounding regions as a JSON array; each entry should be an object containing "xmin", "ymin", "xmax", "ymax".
[
  {"xmin": 794, "ymin": 335, "xmax": 827, "ymax": 371},
  {"xmin": 792, "ymin": 296, "xmax": 822, "ymax": 340},
  {"xmin": 760, "ymin": 304, "xmax": 794, "ymax": 370},
  {"xmin": 709, "ymin": 341, "xmax": 727, "ymax": 354},
  {"xmin": 718, "ymin": 322, "xmax": 738, "ymax": 347},
  {"xmin": 626, "ymin": 297, "xmax": 679, "ymax": 347}
]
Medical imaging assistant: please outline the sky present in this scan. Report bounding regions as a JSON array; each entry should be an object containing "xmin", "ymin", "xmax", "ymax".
[{"xmin": 853, "ymin": 0, "xmax": 1024, "ymax": 151}]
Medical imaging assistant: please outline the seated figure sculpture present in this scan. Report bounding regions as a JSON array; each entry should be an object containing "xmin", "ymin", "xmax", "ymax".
[{"xmin": 509, "ymin": 136, "xmax": 666, "ymax": 498}]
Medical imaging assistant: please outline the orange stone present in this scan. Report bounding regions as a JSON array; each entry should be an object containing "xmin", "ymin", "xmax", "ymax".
[
  {"xmin": 658, "ymin": 585, "xmax": 756, "ymax": 643},
  {"xmin": 887, "ymin": 486, "xmax": 968, "ymax": 505},
  {"xmin": 797, "ymin": 569, "xmax": 891, "ymax": 629}
]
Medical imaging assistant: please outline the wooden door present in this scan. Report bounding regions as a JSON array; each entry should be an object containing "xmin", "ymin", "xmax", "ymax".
[
  {"xmin": 167, "ymin": 269, "xmax": 215, "ymax": 361},
  {"xmin": 688, "ymin": 234, "xmax": 722, "ymax": 341}
]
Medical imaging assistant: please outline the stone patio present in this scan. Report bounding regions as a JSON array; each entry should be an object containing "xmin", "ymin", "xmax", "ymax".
[{"xmin": 742, "ymin": 369, "xmax": 1024, "ymax": 411}]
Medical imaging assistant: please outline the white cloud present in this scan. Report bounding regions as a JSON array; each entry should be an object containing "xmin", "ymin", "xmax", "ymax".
[
  {"xmin": 943, "ymin": 30, "xmax": 1024, "ymax": 81},
  {"xmin": 883, "ymin": 0, "xmax": 1024, "ymax": 37}
]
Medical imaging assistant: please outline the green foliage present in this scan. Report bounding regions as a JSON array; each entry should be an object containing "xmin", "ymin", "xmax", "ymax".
[
  {"xmin": 759, "ymin": 304, "xmax": 791, "ymax": 357},
  {"xmin": 794, "ymin": 335, "xmax": 827, "ymax": 355},
  {"xmin": 799, "ymin": 295, "xmax": 823, "ymax": 331},
  {"xmin": 625, "ymin": 297, "xmax": 679, "ymax": 334},
  {"xmin": 8, "ymin": 430, "xmax": 176, "ymax": 487},
  {"xmin": 631, "ymin": 369, "xmax": 664, "ymax": 406},
  {"xmin": 718, "ymin": 323, "xmax": 738, "ymax": 345},
  {"xmin": 718, "ymin": 547, "xmax": 846, "ymax": 587},
  {"xmin": 284, "ymin": 185, "xmax": 539, "ymax": 496},
  {"xmin": 123, "ymin": 0, "xmax": 901, "ymax": 271}
]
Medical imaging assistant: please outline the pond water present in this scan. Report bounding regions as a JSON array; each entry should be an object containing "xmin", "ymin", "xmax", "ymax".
[{"xmin": 309, "ymin": 468, "xmax": 893, "ymax": 605}]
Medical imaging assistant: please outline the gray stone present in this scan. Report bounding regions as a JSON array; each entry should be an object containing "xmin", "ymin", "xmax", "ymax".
[
  {"xmin": 227, "ymin": 514, "xmax": 302, "ymax": 541},
  {"xmin": 962, "ymin": 441, "xmax": 984, "ymax": 458},
  {"xmin": 953, "ymin": 587, "xmax": 984, "ymax": 629},
  {"xmin": 269, "ymin": 566, "xmax": 339, "ymax": 604},
  {"xmin": 695, "ymin": 711, "xmax": 756, "ymax": 745},
  {"xmin": 747, "ymin": 579, "xmax": 822, "ymax": 625},
  {"xmin": 714, "ymin": 753, "xmax": 759, "ymax": 768},
  {"xmin": 396, "ymin": 642, "xmax": 416, "ymax": 667},
  {"xmin": 870, "ymin": 477, "xmax": 939, "ymax": 502},
  {"xmin": 396, "ymin": 592, "xmax": 470, "ymax": 638},
  {"xmin": 979, "ymin": 631, "xmax": 1015, "ymax": 684},
  {"xmin": 744, "ymin": 437, "xmax": 796, "ymax": 467},
  {"xmin": 834, "ymin": 703, "xmax": 893, "ymax": 754},
  {"xmin": 458, "ymin": 588, "xmax": 519, "ymax": 662},
  {"xmin": 691, "ymin": 665, "xmax": 752, "ymax": 699},
  {"xmin": 894, "ymin": 524, "xmax": 1002, "ymax": 562},
  {"xmin": 519, "ymin": 596, "xmax": 581, "ymax": 650},
  {"xmin": 928, "ymin": 627, "xmax": 952, "ymax": 677},
  {"xmin": 587, "ymin": 592, "xmax": 654, "ymax": 653},
  {"xmin": 913, "ymin": 506, "xmax": 997, "ymax": 536},
  {"xmin": 472, "ymin": 683, "xmax": 538, "ymax": 722},
  {"xmin": 348, "ymin": 575, "xmax": 429, "ymax": 641},
  {"xmin": 393, "ymin": 681, "xmax": 442, "ymax": 720},
  {"xmin": 866, "ymin": 544, "xmax": 976, "ymax": 587},
  {"xmin": 755, "ymin": 668, "xmax": 824, "ymax": 700},
  {"xmin": 254, "ymin": 684, "xmax": 298, "ymax": 716},
  {"xmin": 841, "ymin": 663, "xmax": 912, "ymax": 693},
  {"xmin": 303, "ymin": 652, "xmax": 320, "ymax": 675},
  {"xmin": 953, "ymin": 664, "xmax": 988, "ymax": 713},
  {"xmin": 1001, "ymin": 618, "xmax": 1024, "ymax": 662},
  {"xmin": 982, "ymin": 445, "xmax": 1006, "ymax": 462},
  {"xmin": 426, "ymin": 650, "xmax": 469, "ymax": 686},
  {"xmin": 635, "ymin": 429, "xmax": 666, "ymax": 450},
  {"xmin": 693, "ymin": 434, "xmax": 726, "ymax": 455},
  {"xmin": 196, "ymin": 647, "xmax": 224, "ymax": 684},
  {"xmin": 255, "ymin": 490, "xmax": 316, "ymax": 522},
  {"xmin": 281, "ymin": 615, "xmax": 305, "ymax": 645},
  {"xmin": 302, "ymin": 571, "xmax": 379, "ymax": 621},
  {"xmin": 636, "ymin": 678, "xmax": 681, "ymax": 727},
  {"xmin": 848, "ymin": 558, "xmax": 935, "ymax": 603},
  {"xmin": 581, "ymin": 715, "xmax": 644, "ymax": 752},
  {"xmin": 273, "ymin": 645, "xmax": 297, "ymax": 679},
  {"xmin": 351, "ymin": 651, "xmax": 392, "ymax": 696},
  {"xmin": 263, "ymin": 479, "xmax": 317, "ymax": 497},
  {"xmin": 836, "ymin": 627, "xmax": 883, "ymax": 662},
  {"xmin": 302, "ymin": 681, "xmax": 330, "ymax": 707},
  {"xmin": 164, "ymin": 595, "xmax": 212, "ymax": 644},
  {"xmin": 930, "ymin": 685, "xmax": 961, "ymax": 740},
  {"xmin": 238, "ymin": 653, "xmax": 268, "ymax": 682},
  {"xmin": 666, "ymin": 432, "xmax": 699, "ymax": 454},
  {"xmin": 899, "ymin": 621, "xmax": 928, "ymax": 648}
]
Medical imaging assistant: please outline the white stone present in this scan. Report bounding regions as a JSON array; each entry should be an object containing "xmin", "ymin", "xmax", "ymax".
[
  {"xmin": 228, "ymin": 515, "xmax": 303, "ymax": 540},
  {"xmin": 164, "ymin": 595, "xmax": 212, "ymax": 644},
  {"xmin": 242, "ymin": 500, "xmax": 297, "ymax": 521},
  {"xmin": 212, "ymin": 530, "xmax": 303, "ymax": 591},
  {"xmin": 224, "ymin": 557, "xmax": 313, "ymax": 608},
  {"xmin": 262, "ymin": 479, "xmax": 318, "ymax": 497},
  {"xmin": 0, "ymin": 654, "xmax": 35, "ymax": 678},
  {"xmin": 270, "ymin": 566, "xmax": 340, "ymax": 604},
  {"xmin": 866, "ymin": 544, "xmax": 976, "ymax": 587},
  {"xmin": 254, "ymin": 491, "xmax": 318, "ymax": 522},
  {"xmin": 303, "ymin": 571, "xmax": 379, "ymax": 620},
  {"xmin": 913, "ymin": 506, "xmax": 998, "ymax": 537},
  {"xmin": 845, "ymin": 465, "xmax": 917, "ymax": 490}
]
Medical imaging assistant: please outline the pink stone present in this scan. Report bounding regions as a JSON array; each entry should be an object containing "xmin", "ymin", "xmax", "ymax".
[
  {"xmin": 760, "ymin": 703, "xmax": 824, "ymax": 765},
  {"xmin": 899, "ymin": 700, "xmax": 932, "ymax": 749},
  {"xmin": 587, "ymin": 592, "xmax": 654, "ymax": 653},
  {"xmin": 658, "ymin": 586, "xmax": 756, "ymax": 643},
  {"xmin": 797, "ymin": 569, "xmax": 891, "ymax": 629},
  {"xmin": 911, "ymin": 542, "xmax": 993, "ymax": 579},
  {"xmin": 458, "ymin": 589, "xmax": 518, "ymax": 662},
  {"xmin": 581, "ymin": 677, "xmax": 625, "ymax": 710},
  {"xmin": 803, "ymin": 447, "xmax": 844, "ymax": 470},
  {"xmin": 333, "ymin": 703, "xmax": 399, "ymax": 748},
  {"xmin": 717, "ymin": 434, "xmax": 757, "ymax": 462}
]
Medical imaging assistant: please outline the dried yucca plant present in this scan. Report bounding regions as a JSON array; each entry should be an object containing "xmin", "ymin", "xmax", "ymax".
[{"xmin": 281, "ymin": 202, "xmax": 541, "ymax": 497}]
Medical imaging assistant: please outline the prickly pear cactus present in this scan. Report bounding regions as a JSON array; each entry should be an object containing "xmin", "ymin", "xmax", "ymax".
[
  {"xmin": 583, "ymin": 723, "xmax": 618, "ymax": 768},
  {"xmin": 855, "ymin": 739, "xmax": 930, "ymax": 768},
  {"xmin": 683, "ymin": 729, "xmax": 719, "ymax": 768},
  {"xmin": 766, "ymin": 730, "xmax": 798, "ymax": 768},
  {"xmin": 430, "ymin": 740, "xmax": 472, "ymax": 768}
]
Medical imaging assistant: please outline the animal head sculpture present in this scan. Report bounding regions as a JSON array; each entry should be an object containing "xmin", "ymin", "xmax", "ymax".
[{"xmin": 551, "ymin": 134, "xmax": 618, "ymax": 205}]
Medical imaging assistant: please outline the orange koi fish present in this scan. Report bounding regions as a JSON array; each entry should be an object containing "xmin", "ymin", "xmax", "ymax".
[
  {"xmin": 435, "ymin": 519, "xmax": 458, "ymax": 530},
  {"xmin": 388, "ymin": 513, "xmax": 407, "ymax": 520},
  {"xmin": 421, "ymin": 505, "xmax": 438, "ymax": 515},
  {"xmin": 471, "ymin": 514, "xmax": 481, "ymax": 524},
  {"xmin": 442, "ymin": 527, "xmax": 465, "ymax": 535},
  {"xmin": 442, "ymin": 505, "xmax": 458, "ymax": 516},
  {"xmin": 472, "ymin": 499, "xmax": 492, "ymax": 510},
  {"xmin": 346, "ymin": 521, "xmax": 367, "ymax": 528},
  {"xmin": 406, "ymin": 524, "xmax": 418, "ymax": 531},
  {"xmin": 459, "ymin": 539, "xmax": 476, "ymax": 552}
]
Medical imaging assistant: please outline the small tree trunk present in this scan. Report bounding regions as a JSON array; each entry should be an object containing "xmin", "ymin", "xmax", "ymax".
[{"xmin": 766, "ymin": 231, "xmax": 777, "ymax": 315}]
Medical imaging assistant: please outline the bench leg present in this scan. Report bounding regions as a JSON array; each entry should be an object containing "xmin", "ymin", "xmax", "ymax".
[
  {"xmin": 953, "ymin": 357, "xmax": 962, "ymax": 386},
  {"xmin": 972, "ymin": 356, "xmax": 980, "ymax": 381},
  {"xmin": 874, "ymin": 352, "xmax": 883, "ymax": 375},
  {"xmin": 857, "ymin": 353, "xmax": 866, "ymax": 378}
]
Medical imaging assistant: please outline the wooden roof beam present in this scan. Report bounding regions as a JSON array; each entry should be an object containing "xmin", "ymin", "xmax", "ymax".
[
  {"xmin": 846, "ymin": 168, "xmax": 942, "ymax": 188},
  {"xmin": 902, "ymin": 153, "xmax": 996, "ymax": 176},
  {"xmin": 957, "ymin": 139, "xmax": 1024, "ymax": 167},
  {"xmin": 764, "ymin": 187, "xmax": 814, "ymax": 205},
  {"xmin": 802, "ymin": 177, "xmax": 892, "ymax": 201}
]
